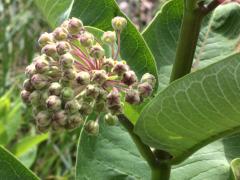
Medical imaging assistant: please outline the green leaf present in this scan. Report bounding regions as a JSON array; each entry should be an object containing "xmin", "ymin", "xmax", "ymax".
[
  {"xmin": 171, "ymin": 134, "xmax": 240, "ymax": 180},
  {"xmin": 143, "ymin": 1, "xmax": 240, "ymax": 90},
  {"xmin": 230, "ymin": 158, "xmax": 240, "ymax": 180},
  {"xmin": 135, "ymin": 53, "xmax": 240, "ymax": 164},
  {"xmin": 76, "ymin": 120, "xmax": 151, "ymax": 179},
  {"xmin": 0, "ymin": 146, "xmax": 39, "ymax": 179}
]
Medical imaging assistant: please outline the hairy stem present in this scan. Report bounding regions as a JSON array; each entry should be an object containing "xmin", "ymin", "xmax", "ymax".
[{"xmin": 118, "ymin": 115, "xmax": 171, "ymax": 180}]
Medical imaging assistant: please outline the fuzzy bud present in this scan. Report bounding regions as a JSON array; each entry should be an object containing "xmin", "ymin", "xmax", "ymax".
[
  {"xmin": 112, "ymin": 61, "xmax": 129, "ymax": 76},
  {"xmin": 56, "ymin": 41, "xmax": 71, "ymax": 55},
  {"xmin": 60, "ymin": 53, "xmax": 74, "ymax": 68},
  {"xmin": 106, "ymin": 88, "xmax": 120, "ymax": 106},
  {"xmin": 25, "ymin": 64, "xmax": 36, "ymax": 77},
  {"xmin": 141, "ymin": 73, "xmax": 156, "ymax": 87},
  {"xmin": 92, "ymin": 70, "xmax": 107, "ymax": 85},
  {"xmin": 35, "ymin": 57, "xmax": 49, "ymax": 73},
  {"xmin": 49, "ymin": 82, "xmax": 62, "ymax": 95},
  {"xmin": 102, "ymin": 58, "xmax": 114, "ymax": 69},
  {"xmin": 38, "ymin": 32, "xmax": 53, "ymax": 47},
  {"xmin": 21, "ymin": 90, "xmax": 31, "ymax": 103},
  {"xmin": 67, "ymin": 17, "xmax": 83, "ymax": 35},
  {"xmin": 138, "ymin": 82, "xmax": 153, "ymax": 98},
  {"xmin": 36, "ymin": 111, "xmax": 51, "ymax": 127},
  {"xmin": 90, "ymin": 45, "xmax": 105, "ymax": 59},
  {"xmin": 76, "ymin": 71, "xmax": 90, "ymax": 85},
  {"xmin": 85, "ymin": 85, "xmax": 99, "ymax": 99},
  {"xmin": 41, "ymin": 44, "xmax": 57, "ymax": 57},
  {"xmin": 108, "ymin": 104, "xmax": 123, "ymax": 115},
  {"xmin": 67, "ymin": 114, "xmax": 83, "ymax": 129},
  {"xmin": 29, "ymin": 91, "xmax": 41, "ymax": 105},
  {"xmin": 104, "ymin": 113, "xmax": 118, "ymax": 126},
  {"xmin": 112, "ymin": 16, "xmax": 127, "ymax": 32},
  {"xmin": 79, "ymin": 32, "xmax": 94, "ymax": 47},
  {"xmin": 23, "ymin": 79, "xmax": 34, "ymax": 92},
  {"xmin": 102, "ymin": 31, "xmax": 116, "ymax": 44},
  {"xmin": 31, "ymin": 74, "xmax": 48, "ymax": 89},
  {"xmin": 53, "ymin": 27, "xmax": 68, "ymax": 41},
  {"xmin": 84, "ymin": 120, "xmax": 99, "ymax": 135},
  {"xmin": 65, "ymin": 99, "xmax": 80, "ymax": 114},
  {"xmin": 122, "ymin": 70, "xmax": 137, "ymax": 86},
  {"xmin": 79, "ymin": 102, "xmax": 93, "ymax": 115},
  {"xmin": 52, "ymin": 110, "xmax": 67, "ymax": 126},
  {"xmin": 48, "ymin": 66, "xmax": 61, "ymax": 78},
  {"xmin": 94, "ymin": 101, "xmax": 107, "ymax": 112},
  {"xmin": 63, "ymin": 69, "xmax": 76, "ymax": 80},
  {"xmin": 125, "ymin": 89, "xmax": 140, "ymax": 104},
  {"xmin": 46, "ymin": 95, "xmax": 62, "ymax": 111},
  {"xmin": 61, "ymin": 87, "xmax": 74, "ymax": 100}
]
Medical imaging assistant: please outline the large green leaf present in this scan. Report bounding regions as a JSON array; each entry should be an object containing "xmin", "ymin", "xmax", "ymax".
[
  {"xmin": 76, "ymin": 120, "xmax": 151, "ymax": 179},
  {"xmin": 0, "ymin": 146, "xmax": 39, "ymax": 179},
  {"xmin": 135, "ymin": 53, "xmax": 240, "ymax": 164},
  {"xmin": 171, "ymin": 134, "xmax": 240, "ymax": 180},
  {"xmin": 143, "ymin": 1, "xmax": 240, "ymax": 90}
]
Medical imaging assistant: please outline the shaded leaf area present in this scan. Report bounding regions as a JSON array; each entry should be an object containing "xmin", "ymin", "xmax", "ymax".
[
  {"xmin": 0, "ymin": 146, "xmax": 39, "ymax": 180},
  {"xmin": 143, "ymin": 1, "xmax": 240, "ymax": 90},
  {"xmin": 76, "ymin": 120, "xmax": 151, "ymax": 180},
  {"xmin": 171, "ymin": 134, "xmax": 240, "ymax": 180},
  {"xmin": 135, "ymin": 53, "xmax": 240, "ymax": 164}
]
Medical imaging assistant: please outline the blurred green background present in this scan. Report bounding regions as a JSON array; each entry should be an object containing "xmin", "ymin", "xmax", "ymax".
[{"xmin": 0, "ymin": 0, "xmax": 166, "ymax": 179}]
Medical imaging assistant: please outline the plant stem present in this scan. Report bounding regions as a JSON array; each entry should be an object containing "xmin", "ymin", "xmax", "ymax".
[
  {"xmin": 118, "ymin": 115, "xmax": 171, "ymax": 180},
  {"xmin": 170, "ymin": 9, "xmax": 203, "ymax": 82}
]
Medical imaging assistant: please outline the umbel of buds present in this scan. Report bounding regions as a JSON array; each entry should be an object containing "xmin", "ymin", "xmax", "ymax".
[{"xmin": 21, "ymin": 16, "xmax": 156, "ymax": 135}]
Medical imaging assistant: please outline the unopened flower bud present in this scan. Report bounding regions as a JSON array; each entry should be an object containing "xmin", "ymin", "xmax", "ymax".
[
  {"xmin": 84, "ymin": 120, "xmax": 99, "ymax": 135},
  {"xmin": 67, "ymin": 114, "xmax": 83, "ymax": 129},
  {"xmin": 108, "ymin": 104, "xmax": 123, "ymax": 115},
  {"xmin": 92, "ymin": 70, "xmax": 107, "ymax": 85},
  {"xmin": 29, "ymin": 91, "xmax": 41, "ymax": 105},
  {"xmin": 141, "ymin": 73, "xmax": 156, "ymax": 87},
  {"xmin": 52, "ymin": 121, "xmax": 63, "ymax": 131},
  {"xmin": 56, "ymin": 41, "xmax": 71, "ymax": 55},
  {"xmin": 46, "ymin": 95, "xmax": 62, "ymax": 111},
  {"xmin": 21, "ymin": 90, "xmax": 31, "ymax": 103},
  {"xmin": 102, "ymin": 31, "xmax": 116, "ymax": 44},
  {"xmin": 67, "ymin": 17, "xmax": 83, "ymax": 35},
  {"xmin": 94, "ymin": 101, "xmax": 107, "ymax": 112},
  {"xmin": 38, "ymin": 32, "xmax": 53, "ymax": 47},
  {"xmin": 25, "ymin": 64, "xmax": 36, "ymax": 77},
  {"xmin": 23, "ymin": 79, "xmax": 34, "ymax": 92},
  {"xmin": 48, "ymin": 66, "xmax": 61, "ymax": 78},
  {"xmin": 36, "ymin": 111, "xmax": 51, "ymax": 127},
  {"xmin": 61, "ymin": 87, "xmax": 74, "ymax": 100},
  {"xmin": 40, "ymin": 90, "xmax": 50, "ymax": 104},
  {"xmin": 41, "ymin": 44, "xmax": 57, "ymax": 57},
  {"xmin": 52, "ymin": 110, "xmax": 67, "ymax": 126},
  {"xmin": 60, "ymin": 53, "xmax": 74, "ymax": 68},
  {"xmin": 104, "ymin": 113, "xmax": 118, "ymax": 126},
  {"xmin": 79, "ymin": 32, "xmax": 94, "ymax": 47},
  {"xmin": 112, "ymin": 16, "xmax": 127, "ymax": 32},
  {"xmin": 112, "ymin": 61, "xmax": 128, "ymax": 76},
  {"xmin": 65, "ymin": 99, "xmax": 80, "ymax": 114},
  {"xmin": 76, "ymin": 71, "xmax": 90, "ymax": 85},
  {"xmin": 90, "ymin": 45, "xmax": 105, "ymax": 59},
  {"xmin": 138, "ymin": 82, "xmax": 153, "ymax": 98},
  {"xmin": 79, "ymin": 102, "xmax": 93, "ymax": 115},
  {"xmin": 125, "ymin": 89, "xmax": 140, "ymax": 104},
  {"xmin": 35, "ymin": 57, "xmax": 49, "ymax": 73},
  {"xmin": 122, "ymin": 70, "xmax": 137, "ymax": 86},
  {"xmin": 53, "ymin": 27, "xmax": 68, "ymax": 41},
  {"xmin": 106, "ymin": 88, "xmax": 120, "ymax": 106},
  {"xmin": 31, "ymin": 74, "xmax": 48, "ymax": 89},
  {"xmin": 97, "ymin": 89, "xmax": 108, "ymax": 101},
  {"xmin": 49, "ymin": 82, "xmax": 62, "ymax": 95},
  {"xmin": 102, "ymin": 58, "xmax": 114, "ymax": 69},
  {"xmin": 85, "ymin": 85, "xmax": 99, "ymax": 99},
  {"xmin": 63, "ymin": 69, "xmax": 76, "ymax": 80}
]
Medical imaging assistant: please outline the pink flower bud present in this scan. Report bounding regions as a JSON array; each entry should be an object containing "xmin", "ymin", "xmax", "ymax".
[
  {"xmin": 107, "ymin": 88, "xmax": 120, "ymax": 106},
  {"xmin": 125, "ymin": 89, "xmax": 140, "ymax": 104},
  {"xmin": 23, "ymin": 79, "xmax": 34, "ymax": 92},
  {"xmin": 52, "ymin": 110, "xmax": 67, "ymax": 126},
  {"xmin": 38, "ymin": 32, "xmax": 54, "ymax": 47},
  {"xmin": 112, "ymin": 16, "xmax": 127, "ymax": 32},
  {"xmin": 49, "ymin": 82, "xmax": 62, "ymax": 96},
  {"xmin": 46, "ymin": 95, "xmax": 62, "ymax": 111},
  {"xmin": 60, "ymin": 53, "xmax": 74, "ymax": 68},
  {"xmin": 21, "ymin": 90, "xmax": 31, "ymax": 104},
  {"xmin": 67, "ymin": 17, "xmax": 83, "ymax": 35},
  {"xmin": 65, "ymin": 99, "xmax": 80, "ymax": 114},
  {"xmin": 76, "ymin": 71, "xmax": 90, "ymax": 85},
  {"xmin": 92, "ymin": 70, "xmax": 108, "ymax": 85},
  {"xmin": 90, "ymin": 45, "xmax": 105, "ymax": 59},
  {"xmin": 112, "ymin": 61, "xmax": 129, "ymax": 76},
  {"xmin": 56, "ymin": 41, "xmax": 71, "ymax": 55},
  {"xmin": 36, "ymin": 111, "xmax": 51, "ymax": 127},
  {"xmin": 141, "ymin": 73, "xmax": 156, "ymax": 87},
  {"xmin": 102, "ymin": 31, "xmax": 116, "ymax": 44},
  {"xmin": 138, "ymin": 82, "xmax": 153, "ymax": 98},
  {"xmin": 53, "ymin": 27, "xmax": 68, "ymax": 41},
  {"xmin": 34, "ymin": 57, "xmax": 49, "ymax": 73},
  {"xmin": 31, "ymin": 74, "xmax": 48, "ymax": 89},
  {"xmin": 122, "ymin": 70, "xmax": 137, "ymax": 86},
  {"xmin": 41, "ymin": 44, "xmax": 57, "ymax": 57},
  {"xmin": 79, "ymin": 32, "xmax": 94, "ymax": 47}
]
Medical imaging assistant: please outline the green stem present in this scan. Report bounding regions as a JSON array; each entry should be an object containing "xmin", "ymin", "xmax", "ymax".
[
  {"xmin": 118, "ymin": 115, "xmax": 171, "ymax": 180},
  {"xmin": 170, "ymin": 9, "xmax": 203, "ymax": 82}
]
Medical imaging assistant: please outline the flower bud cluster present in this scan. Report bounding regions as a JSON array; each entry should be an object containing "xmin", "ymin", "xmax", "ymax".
[{"xmin": 21, "ymin": 16, "xmax": 156, "ymax": 135}]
